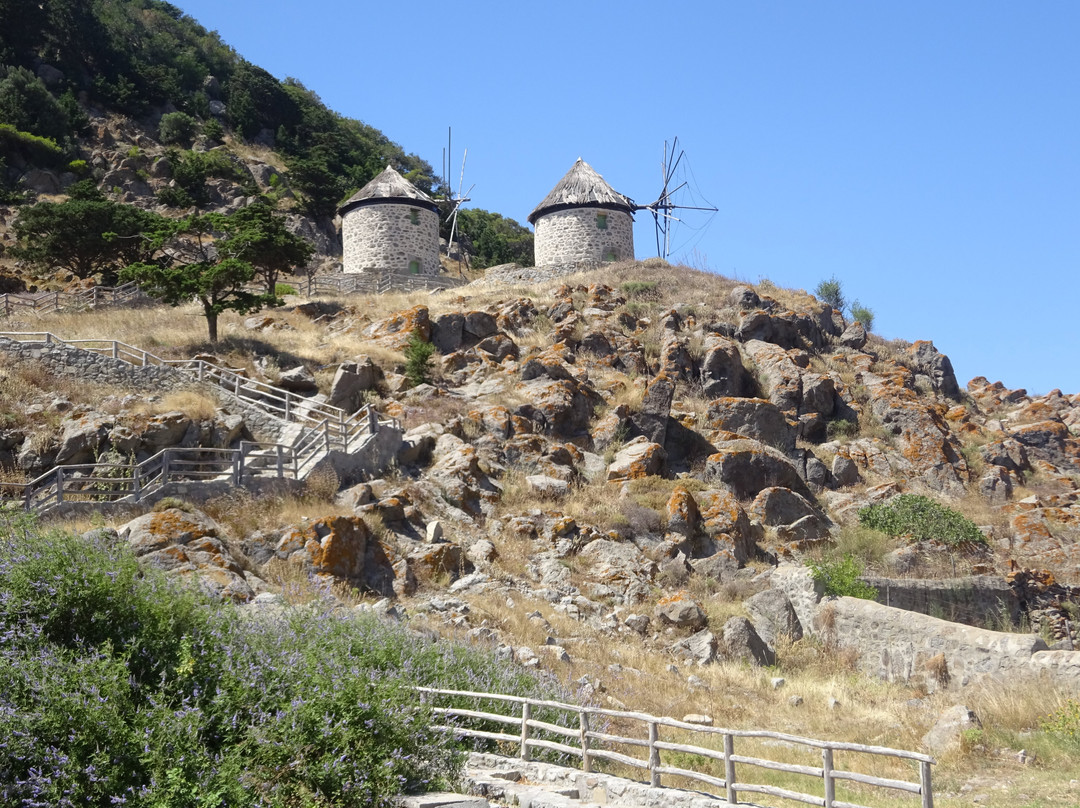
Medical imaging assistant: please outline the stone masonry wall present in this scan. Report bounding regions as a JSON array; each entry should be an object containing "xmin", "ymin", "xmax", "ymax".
[
  {"xmin": 0, "ymin": 337, "xmax": 287, "ymax": 441},
  {"xmin": 341, "ymin": 203, "xmax": 440, "ymax": 276},
  {"xmin": 865, "ymin": 575, "xmax": 1022, "ymax": 628},
  {"xmin": 770, "ymin": 565, "xmax": 1079, "ymax": 693},
  {"xmin": 0, "ymin": 337, "xmax": 186, "ymax": 392},
  {"xmin": 534, "ymin": 208, "xmax": 634, "ymax": 268}
]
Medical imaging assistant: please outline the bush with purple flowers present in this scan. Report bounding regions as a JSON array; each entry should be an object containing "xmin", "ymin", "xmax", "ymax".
[{"xmin": 0, "ymin": 514, "xmax": 558, "ymax": 806}]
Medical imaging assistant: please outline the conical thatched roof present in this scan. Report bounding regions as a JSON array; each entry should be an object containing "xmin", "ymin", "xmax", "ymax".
[
  {"xmin": 338, "ymin": 165, "xmax": 439, "ymax": 215},
  {"xmin": 528, "ymin": 158, "xmax": 635, "ymax": 224}
]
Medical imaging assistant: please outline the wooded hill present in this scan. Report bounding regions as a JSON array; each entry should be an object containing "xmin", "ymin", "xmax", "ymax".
[{"xmin": 0, "ymin": 0, "xmax": 533, "ymax": 269}]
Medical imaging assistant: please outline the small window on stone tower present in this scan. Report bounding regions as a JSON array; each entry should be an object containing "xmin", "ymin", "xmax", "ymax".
[
  {"xmin": 596, "ymin": 213, "xmax": 608, "ymax": 230},
  {"xmin": 409, "ymin": 208, "xmax": 420, "ymax": 225},
  {"xmin": 603, "ymin": 249, "xmax": 616, "ymax": 262},
  {"xmin": 409, "ymin": 260, "xmax": 420, "ymax": 274}
]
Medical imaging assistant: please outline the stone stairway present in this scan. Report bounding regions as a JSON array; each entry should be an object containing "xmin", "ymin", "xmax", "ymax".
[{"xmin": 406, "ymin": 753, "xmax": 737, "ymax": 808}]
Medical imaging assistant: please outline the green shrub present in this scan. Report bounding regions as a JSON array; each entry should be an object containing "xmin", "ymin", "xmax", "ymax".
[
  {"xmin": 274, "ymin": 282, "xmax": 296, "ymax": 296},
  {"xmin": 404, "ymin": 329, "xmax": 435, "ymax": 388},
  {"xmin": 66, "ymin": 158, "xmax": 89, "ymax": 176},
  {"xmin": 806, "ymin": 553, "xmax": 878, "ymax": 599},
  {"xmin": 0, "ymin": 513, "xmax": 558, "ymax": 806},
  {"xmin": 850, "ymin": 300, "xmax": 875, "ymax": 331},
  {"xmin": 620, "ymin": 280, "xmax": 659, "ymax": 299},
  {"xmin": 202, "ymin": 117, "xmax": 224, "ymax": 143},
  {"xmin": 814, "ymin": 276, "xmax": 845, "ymax": 311},
  {"xmin": 159, "ymin": 111, "xmax": 199, "ymax": 145},
  {"xmin": 1042, "ymin": 699, "xmax": 1080, "ymax": 745},
  {"xmin": 826, "ymin": 418, "xmax": 858, "ymax": 440},
  {"xmin": 858, "ymin": 493, "xmax": 987, "ymax": 546},
  {"xmin": 156, "ymin": 185, "xmax": 194, "ymax": 208}
]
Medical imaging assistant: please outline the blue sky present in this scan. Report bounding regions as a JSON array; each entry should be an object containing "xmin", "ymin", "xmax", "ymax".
[{"xmin": 173, "ymin": 1, "xmax": 1078, "ymax": 395}]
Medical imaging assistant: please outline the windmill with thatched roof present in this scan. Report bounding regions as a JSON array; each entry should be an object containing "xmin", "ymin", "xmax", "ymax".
[
  {"xmin": 528, "ymin": 158, "xmax": 636, "ymax": 268},
  {"xmin": 338, "ymin": 165, "xmax": 441, "ymax": 277}
]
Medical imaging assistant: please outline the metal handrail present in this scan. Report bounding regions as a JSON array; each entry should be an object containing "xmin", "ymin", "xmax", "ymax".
[{"xmin": 0, "ymin": 442, "xmax": 304, "ymax": 514}]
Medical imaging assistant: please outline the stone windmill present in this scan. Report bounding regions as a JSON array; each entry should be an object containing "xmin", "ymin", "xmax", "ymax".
[
  {"xmin": 528, "ymin": 158, "xmax": 637, "ymax": 268},
  {"xmin": 338, "ymin": 165, "xmax": 441, "ymax": 278},
  {"xmin": 529, "ymin": 140, "xmax": 716, "ymax": 268}
]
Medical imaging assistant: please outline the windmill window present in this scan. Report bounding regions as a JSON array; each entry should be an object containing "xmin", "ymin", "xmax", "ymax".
[
  {"xmin": 603, "ymin": 250, "xmax": 616, "ymax": 262},
  {"xmin": 596, "ymin": 213, "xmax": 608, "ymax": 230},
  {"xmin": 409, "ymin": 260, "xmax": 420, "ymax": 274},
  {"xmin": 409, "ymin": 208, "xmax": 420, "ymax": 225}
]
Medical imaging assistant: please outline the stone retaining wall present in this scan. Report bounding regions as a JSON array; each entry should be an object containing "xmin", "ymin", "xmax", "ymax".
[
  {"xmin": 0, "ymin": 337, "xmax": 185, "ymax": 392},
  {"xmin": 0, "ymin": 337, "xmax": 288, "ymax": 442},
  {"xmin": 865, "ymin": 575, "xmax": 1022, "ymax": 628},
  {"xmin": 770, "ymin": 565, "xmax": 1079, "ymax": 693}
]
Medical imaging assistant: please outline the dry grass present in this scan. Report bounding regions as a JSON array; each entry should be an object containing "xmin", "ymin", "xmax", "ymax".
[
  {"xmin": 128, "ymin": 390, "xmax": 220, "ymax": 420},
  {"xmin": 201, "ymin": 487, "xmax": 351, "ymax": 541}
]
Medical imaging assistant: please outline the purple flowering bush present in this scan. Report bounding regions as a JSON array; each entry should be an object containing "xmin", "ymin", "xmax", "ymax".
[{"xmin": 0, "ymin": 514, "xmax": 555, "ymax": 806}]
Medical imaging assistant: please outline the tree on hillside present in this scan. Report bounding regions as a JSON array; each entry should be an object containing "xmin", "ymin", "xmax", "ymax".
[
  {"xmin": 447, "ymin": 208, "xmax": 534, "ymax": 269},
  {"xmin": 209, "ymin": 201, "xmax": 313, "ymax": 295},
  {"xmin": 120, "ymin": 212, "xmax": 277, "ymax": 342},
  {"xmin": 11, "ymin": 180, "xmax": 160, "ymax": 282}
]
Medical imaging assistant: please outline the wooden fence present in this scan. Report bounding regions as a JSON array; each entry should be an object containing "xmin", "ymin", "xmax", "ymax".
[
  {"xmin": 0, "ymin": 282, "xmax": 146, "ymax": 317},
  {"xmin": 0, "ymin": 442, "xmax": 299, "ymax": 513},
  {"xmin": 418, "ymin": 687, "xmax": 934, "ymax": 808}
]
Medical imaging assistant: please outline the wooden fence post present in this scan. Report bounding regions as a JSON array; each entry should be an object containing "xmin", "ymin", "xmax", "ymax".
[
  {"xmin": 55, "ymin": 467, "xmax": 64, "ymax": 504},
  {"xmin": 724, "ymin": 733, "xmax": 737, "ymax": 805},
  {"xmin": 579, "ymin": 709, "xmax": 591, "ymax": 773},
  {"xmin": 823, "ymin": 748, "xmax": 835, "ymax": 808},
  {"xmin": 648, "ymin": 721, "xmax": 661, "ymax": 787},
  {"xmin": 520, "ymin": 700, "xmax": 532, "ymax": 761},
  {"xmin": 132, "ymin": 464, "xmax": 141, "ymax": 503},
  {"xmin": 921, "ymin": 760, "xmax": 934, "ymax": 808}
]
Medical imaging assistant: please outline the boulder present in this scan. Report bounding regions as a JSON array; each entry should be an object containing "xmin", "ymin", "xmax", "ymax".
[
  {"xmin": 838, "ymin": 322, "xmax": 867, "ymax": 349},
  {"xmin": 706, "ymin": 397, "xmax": 795, "ymax": 451},
  {"xmin": 607, "ymin": 437, "xmax": 666, "ymax": 482},
  {"xmin": 705, "ymin": 438, "xmax": 813, "ymax": 500},
  {"xmin": 722, "ymin": 616, "xmax": 774, "ymax": 666},
  {"xmin": 654, "ymin": 594, "xmax": 707, "ymax": 630},
  {"xmin": 729, "ymin": 285, "xmax": 761, "ymax": 309},
  {"xmin": 921, "ymin": 705, "xmax": 981, "ymax": 756},
  {"xmin": 744, "ymin": 589, "xmax": 803, "ymax": 646},
  {"xmin": 431, "ymin": 312, "xmax": 464, "ymax": 353},
  {"xmin": 748, "ymin": 487, "xmax": 827, "ymax": 531},
  {"xmin": 909, "ymin": 341, "xmax": 961, "ymax": 400},
  {"xmin": 119, "ymin": 508, "xmax": 253, "ymax": 602},
  {"xmin": 463, "ymin": 310, "xmax": 498, "ymax": 340},
  {"xmin": 278, "ymin": 365, "xmax": 319, "ymax": 394},
  {"xmin": 55, "ymin": 412, "xmax": 112, "ymax": 464},
  {"xmin": 526, "ymin": 474, "xmax": 570, "ymax": 498},
  {"xmin": 700, "ymin": 335, "xmax": 753, "ymax": 398},
  {"xmin": 327, "ymin": 358, "xmax": 381, "ymax": 412},
  {"xmin": 665, "ymin": 485, "xmax": 701, "ymax": 537},
  {"xmin": 671, "ymin": 630, "xmax": 719, "ymax": 665},
  {"xmin": 631, "ymin": 373, "xmax": 676, "ymax": 446},
  {"xmin": 831, "ymin": 452, "xmax": 861, "ymax": 487},
  {"xmin": 140, "ymin": 412, "xmax": 192, "ymax": 450}
]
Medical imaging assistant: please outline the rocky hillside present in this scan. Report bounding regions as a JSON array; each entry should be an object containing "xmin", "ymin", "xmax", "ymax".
[{"xmin": 3, "ymin": 260, "xmax": 1079, "ymax": 804}]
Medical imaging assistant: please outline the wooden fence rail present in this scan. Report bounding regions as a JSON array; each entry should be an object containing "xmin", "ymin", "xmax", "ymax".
[
  {"xmin": 416, "ymin": 687, "xmax": 934, "ymax": 808},
  {"xmin": 0, "ymin": 282, "xmax": 147, "ymax": 318}
]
